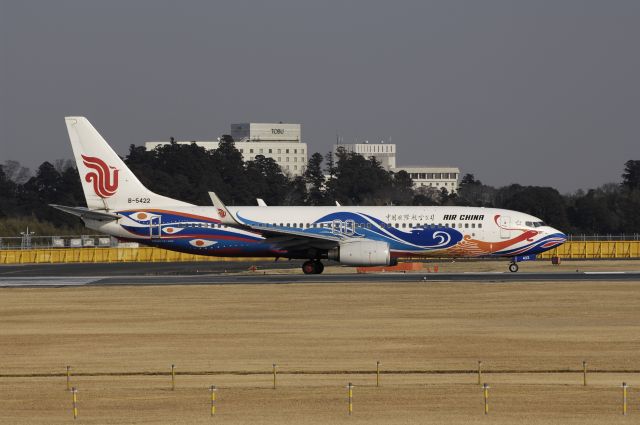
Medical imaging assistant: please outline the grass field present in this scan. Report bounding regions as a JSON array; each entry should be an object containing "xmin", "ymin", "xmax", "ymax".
[{"xmin": 1, "ymin": 276, "xmax": 640, "ymax": 423}]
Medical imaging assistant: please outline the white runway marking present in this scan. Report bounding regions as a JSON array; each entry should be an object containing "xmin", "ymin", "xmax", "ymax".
[{"xmin": 0, "ymin": 277, "xmax": 100, "ymax": 287}]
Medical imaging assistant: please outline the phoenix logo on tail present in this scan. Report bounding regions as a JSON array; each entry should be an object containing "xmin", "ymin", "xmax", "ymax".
[{"xmin": 81, "ymin": 154, "xmax": 119, "ymax": 198}]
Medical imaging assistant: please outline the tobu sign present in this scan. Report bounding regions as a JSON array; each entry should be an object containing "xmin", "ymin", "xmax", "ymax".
[{"xmin": 271, "ymin": 128, "xmax": 285, "ymax": 134}]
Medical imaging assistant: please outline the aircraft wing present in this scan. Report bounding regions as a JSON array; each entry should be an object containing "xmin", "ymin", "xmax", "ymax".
[
  {"xmin": 50, "ymin": 204, "xmax": 121, "ymax": 221},
  {"xmin": 208, "ymin": 192, "xmax": 341, "ymax": 249}
]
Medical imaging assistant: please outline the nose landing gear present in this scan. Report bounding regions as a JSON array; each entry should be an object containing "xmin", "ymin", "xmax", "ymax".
[
  {"xmin": 302, "ymin": 260, "xmax": 325, "ymax": 275},
  {"xmin": 508, "ymin": 261, "xmax": 519, "ymax": 273}
]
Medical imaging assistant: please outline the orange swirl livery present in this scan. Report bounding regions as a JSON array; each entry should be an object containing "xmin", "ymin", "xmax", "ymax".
[{"xmin": 81, "ymin": 154, "xmax": 119, "ymax": 198}]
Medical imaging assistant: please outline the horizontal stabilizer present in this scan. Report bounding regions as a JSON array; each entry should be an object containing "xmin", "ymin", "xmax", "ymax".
[{"xmin": 50, "ymin": 204, "xmax": 120, "ymax": 221}]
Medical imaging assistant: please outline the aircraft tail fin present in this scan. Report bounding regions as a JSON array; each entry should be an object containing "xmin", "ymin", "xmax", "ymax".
[{"xmin": 64, "ymin": 117, "xmax": 191, "ymax": 210}]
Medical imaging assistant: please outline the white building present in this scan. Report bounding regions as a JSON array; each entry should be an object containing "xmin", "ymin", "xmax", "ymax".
[
  {"xmin": 333, "ymin": 142, "xmax": 396, "ymax": 170},
  {"xmin": 146, "ymin": 123, "xmax": 308, "ymax": 176},
  {"xmin": 391, "ymin": 166, "xmax": 460, "ymax": 193},
  {"xmin": 332, "ymin": 141, "xmax": 460, "ymax": 192}
]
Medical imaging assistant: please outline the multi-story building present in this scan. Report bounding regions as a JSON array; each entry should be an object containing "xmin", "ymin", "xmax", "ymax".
[
  {"xmin": 145, "ymin": 123, "xmax": 308, "ymax": 176},
  {"xmin": 391, "ymin": 166, "xmax": 460, "ymax": 193},
  {"xmin": 332, "ymin": 141, "xmax": 460, "ymax": 192},
  {"xmin": 333, "ymin": 142, "xmax": 396, "ymax": 170}
]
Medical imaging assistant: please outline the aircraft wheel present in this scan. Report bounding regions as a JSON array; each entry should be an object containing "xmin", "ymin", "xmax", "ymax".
[
  {"xmin": 509, "ymin": 262, "xmax": 519, "ymax": 273},
  {"xmin": 302, "ymin": 261, "xmax": 316, "ymax": 275},
  {"xmin": 314, "ymin": 261, "xmax": 325, "ymax": 274}
]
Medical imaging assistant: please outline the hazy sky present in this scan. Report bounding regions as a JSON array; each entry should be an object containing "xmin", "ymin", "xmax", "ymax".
[{"xmin": 1, "ymin": 0, "xmax": 638, "ymax": 193}]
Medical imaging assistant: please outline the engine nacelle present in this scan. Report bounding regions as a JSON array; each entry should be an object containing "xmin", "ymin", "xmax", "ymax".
[{"xmin": 328, "ymin": 241, "xmax": 392, "ymax": 266}]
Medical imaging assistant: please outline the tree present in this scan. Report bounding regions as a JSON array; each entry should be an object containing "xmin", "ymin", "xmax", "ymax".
[
  {"xmin": 330, "ymin": 149, "xmax": 393, "ymax": 205},
  {"xmin": 304, "ymin": 153, "xmax": 326, "ymax": 205},
  {"xmin": 284, "ymin": 175, "xmax": 308, "ymax": 205},
  {"xmin": 456, "ymin": 173, "xmax": 495, "ymax": 207},
  {"xmin": 496, "ymin": 185, "xmax": 570, "ymax": 231},
  {"xmin": 0, "ymin": 165, "xmax": 17, "ymax": 217},
  {"xmin": 2, "ymin": 160, "xmax": 31, "ymax": 184},
  {"xmin": 211, "ymin": 135, "xmax": 251, "ymax": 205},
  {"xmin": 323, "ymin": 150, "xmax": 338, "ymax": 203},
  {"xmin": 459, "ymin": 173, "xmax": 481, "ymax": 188},
  {"xmin": 391, "ymin": 170, "xmax": 414, "ymax": 205},
  {"xmin": 439, "ymin": 187, "xmax": 450, "ymax": 204},
  {"xmin": 412, "ymin": 186, "xmax": 439, "ymax": 206},
  {"xmin": 566, "ymin": 187, "xmax": 622, "ymax": 234},
  {"xmin": 622, "ymin": 160, "xmax": 640, "ymax": 190},
  {"xmin": 245, "ymin": 155, "xmax": 289, "ymax": 205}
]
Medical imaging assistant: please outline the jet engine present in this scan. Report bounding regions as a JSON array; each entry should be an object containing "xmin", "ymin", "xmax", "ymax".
[{"xmin": 328, "ymin": 240, "xmax": 392, "ymax": 266}]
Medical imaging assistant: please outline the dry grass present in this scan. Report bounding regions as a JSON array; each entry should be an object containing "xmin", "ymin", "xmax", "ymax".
[{"xmin": 1, "ymin": 279, "xmax": 639, "ymax": 423}]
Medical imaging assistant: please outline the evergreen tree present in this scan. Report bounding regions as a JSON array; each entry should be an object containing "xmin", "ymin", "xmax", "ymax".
[
  {"xmin": 304, "ymin": 153, "xmax": 326, "ymax": 205},
  {"xmin": 245, "ymin": 155, "xmax": 289, "ymax": 205},
  {"xmin": 0, "ymin": 165, "xmax": 17, "ymax": 217},
  {"xmin": 391, "ymin": 170, "xmax": 414, "ymax": 205},
  {"xmin": 212, "ymin": 135, "xmax": 251, "ymax": 205},
  {"xmin": 622, "ymin": 160, "xmax": 640, "ymax": 190}
]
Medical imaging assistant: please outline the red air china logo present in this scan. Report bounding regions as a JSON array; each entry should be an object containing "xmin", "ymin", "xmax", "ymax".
[
  {"xmin": 81, "ymin": 155, "xmax": 119, "ymax": 198},
  {"xmin": 217, "ymin": 208, "xmax": 226, "ymax": 218}
]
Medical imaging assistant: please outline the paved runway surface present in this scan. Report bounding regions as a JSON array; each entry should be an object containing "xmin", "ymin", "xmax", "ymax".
[{"xmin": 1, "ymin": 262, "xmax": 639, "ymax": 287}]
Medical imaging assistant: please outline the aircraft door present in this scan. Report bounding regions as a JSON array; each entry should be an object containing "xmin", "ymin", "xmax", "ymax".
[
  {"xmin": 150, "ymin": 216, "xmax": 162, "ymax": 240},
  {"xmin": 499, "ymin": 215, "xmax": 511, "ymax": 239},
  {"xmin": 344, "ymin": 219, "xmax": 355, "ymax": 236},
  {"xmin": 331, "ymin": 219, "xmax": 342, "ymax": 235}
]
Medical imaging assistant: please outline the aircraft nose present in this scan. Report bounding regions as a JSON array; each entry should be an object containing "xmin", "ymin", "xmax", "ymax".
[{"xmin": 552, "ymin": 229, "xmax": 567, "ymax": 243}]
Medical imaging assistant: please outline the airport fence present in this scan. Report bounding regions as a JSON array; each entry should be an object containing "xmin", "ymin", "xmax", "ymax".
[
  {"xmin": 537, "ymin": 240, "xmax": 640, "ymax": 260},
  {"xmin": 0, "ymin": 247, "xmax": 268, "ymax": 264},
  {"xmin": 0, "ymin": 235, "xmax": 120, "ymax": 250},
  {"xmin": 1, "ymin": 235, "xmax": 640, "ymax": 264},
  {"xmin": 1, "ymin": 362, "xmax": 638, "ymax": 421}
]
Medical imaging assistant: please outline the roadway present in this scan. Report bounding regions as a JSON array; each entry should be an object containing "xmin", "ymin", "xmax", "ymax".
[{"xmin": 1, "ymin": 261, "xmax": 639, "ymax": 287}]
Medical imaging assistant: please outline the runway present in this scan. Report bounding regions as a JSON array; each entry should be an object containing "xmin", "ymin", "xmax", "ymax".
[{"xmin": 1, "ymin": 262, "xmax": 639, "ymax": 287}]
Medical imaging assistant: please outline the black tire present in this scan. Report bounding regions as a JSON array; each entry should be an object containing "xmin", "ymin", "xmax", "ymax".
[
  {"xmin": 314, "ymin": 261, "xmax": 325, "ymax": 274},
  {"xmin": 509, "ymin": 263, "xmax": 519, "ymax": 273},
  {"xmin": 302, "ymin": 260, "xmax": 316, "ymax": 275}
]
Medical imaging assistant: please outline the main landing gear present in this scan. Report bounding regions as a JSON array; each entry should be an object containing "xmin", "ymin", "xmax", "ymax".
[
  {"xmin": 302, "ymin": 260, "xmax": 325, "ymax": 275},
  {"xmin": 508, "ymin": 261, "xmax": 519, "ymax": 273}
]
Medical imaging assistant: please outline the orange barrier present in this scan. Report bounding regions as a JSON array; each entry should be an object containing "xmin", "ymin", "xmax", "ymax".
[{"xmin": 357, "ymin": 262, "xmax": 438, "ymax": 273}]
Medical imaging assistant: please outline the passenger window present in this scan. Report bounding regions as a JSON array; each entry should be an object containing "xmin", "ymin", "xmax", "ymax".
[
  {"xmin": 478, "ymin": 223, "xmax": 482, "ymax": 229},
  {"xmin": 465, "ymin": 223, "xmax": 469, "ymax": 228},
  {"xmin": 394, "ymin": 223, "xmax": 399, "ymax": 228},
  {"xmin": 402, "ymin": 223, "xmax": 406, "ymax": 228},
  {"xmin": 471, "ymin": 223, "xmax": 475, "ymax": 228}
]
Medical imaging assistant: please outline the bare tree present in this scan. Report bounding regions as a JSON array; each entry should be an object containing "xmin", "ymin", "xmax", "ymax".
[{"xmin": 2, "ymin": 160, "xmax": 31, "ymax": 184}]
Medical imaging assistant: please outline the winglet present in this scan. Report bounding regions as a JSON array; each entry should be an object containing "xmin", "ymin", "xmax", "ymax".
[
  {"xmin": 257, "ymin": 198, "xmax": 267, "ymax": 206},
  {"xmin": 208, "ymin": 192, "xmax": 242, "ymax": 226}
]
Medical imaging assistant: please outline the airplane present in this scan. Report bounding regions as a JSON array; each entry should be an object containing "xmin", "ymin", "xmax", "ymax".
[{"xmin": 52, "ymin": 117, "xmax": 567, "ymax": 274}]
